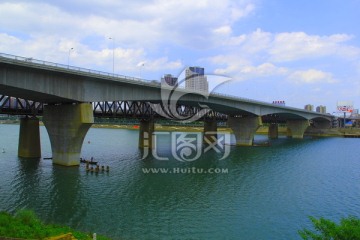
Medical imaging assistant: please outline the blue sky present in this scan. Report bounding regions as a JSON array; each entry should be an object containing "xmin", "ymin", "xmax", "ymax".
[{"xmin": 0, "ymin": 0, "xmax": 359, "ymax": 113}]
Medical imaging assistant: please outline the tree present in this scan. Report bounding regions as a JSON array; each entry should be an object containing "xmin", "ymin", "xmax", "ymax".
[{"xmin": 299, "ymin": 216, "xmax": 360, "ymax": 240}]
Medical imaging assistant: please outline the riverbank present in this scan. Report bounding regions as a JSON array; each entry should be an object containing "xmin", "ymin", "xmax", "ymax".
[{"xmin": 0, "ymin": 210, "xmax": 111, "ymax": 240}]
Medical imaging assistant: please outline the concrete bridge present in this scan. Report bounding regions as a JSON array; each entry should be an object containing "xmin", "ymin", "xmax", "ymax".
[{"xmin": 0, "ymin": 53, "xmax": 332, "ymax": 166}]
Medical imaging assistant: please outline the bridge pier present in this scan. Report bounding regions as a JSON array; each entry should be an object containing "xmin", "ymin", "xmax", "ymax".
[
  {"xmin": 139, "ymin": 119, "xmax": 154, "ymax": 149},
  {"xmin": 286, "ymin": 120, "xmax": 310, "ymax": 139},
  {"xmin": 18, "ymin": 116, "xmax": 41, "ymax": 158},
  {"xmin": 43, "ymin": 103, "xmax": 93, "ymax": 166},
  {"xmin": 228, "ymin": 116, "xmax": 262, "ymax": 146},
  {"xmin": 268, "ymin": 123, "xmax": 278, "ymax": 139},
  {"xmin": 203, "ymin": 119, "xmax": 217, "ymax": 145}
]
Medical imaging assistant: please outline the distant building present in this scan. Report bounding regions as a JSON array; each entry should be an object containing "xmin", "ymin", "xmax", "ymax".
[
  {"xmin": 350, "ymin": 109, "xmax": 360, "ymax": 127},
  {"xmin": 185, "ymin": 66, "xmax": 208, "ymax": 93},
  {"xmin": 272, "ymin": 101, "xmax": 286, "ymax": 106},
  {"xmin": 316, "ymin": 105, "xmax": 326, "ymax": 113},
  {"xmin": 161, "ymin": 74, "xmax": 178, "ymax": 86},
  {"xmin": 304, "ymin": 104, "xmax": 314, "ymax": 111}
]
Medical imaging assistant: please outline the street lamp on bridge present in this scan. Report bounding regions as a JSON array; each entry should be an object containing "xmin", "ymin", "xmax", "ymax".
[
  {"xmin": 109, "ymin": 37, "xmax": 115, "ymax": 75},
  {"xmin": 67, "ymin": 47, "xmax": 74, "ymax": 68}
]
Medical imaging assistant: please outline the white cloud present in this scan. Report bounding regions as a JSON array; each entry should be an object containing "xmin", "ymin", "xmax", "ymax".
[
  {"xmin": 0, "ymin": 1, "xmax": 256, "ymax": 49},
  {"xmin": 214, "ymin": 62, "xmax": 288, "ymax": 81},
  {"xmin": 0, "ymin": 0, "xmax": 256, "ymax": 76},
  {"xmin": 288, "ymin": 69, "xmax": 336, "ymax": 84},
  {"xmin": 269, "ymin": 32, "xmax": 359, "ymax": 62},
  {"xmin": 218, "ymin": 29, "xmax": 360, "ymax": 62},
  {"xmin": 213, "ymin": 26, "xmax": 232, "ymax": 36},
  {"xmin": 205, "ymin": 28, "xmax": 360, "ymax": 86}
]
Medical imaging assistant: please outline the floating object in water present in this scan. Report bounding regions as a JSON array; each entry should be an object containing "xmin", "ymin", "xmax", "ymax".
[
  {"xmin": 43, "ymin": 157, "xmax": 52, "ymax": 160},
  {"xmin": 2, "ymin": 148, "xmax": 5, "ymax": 153},
  {"xmin": 80, "ymin": 159, "xmax": 98, "ymax": 165},
  {"xmin": 106, "ymin": 166, "xmax": 110, "ymax": 172}
]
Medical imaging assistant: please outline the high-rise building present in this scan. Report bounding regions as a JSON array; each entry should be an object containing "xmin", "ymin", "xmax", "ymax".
[
  {"xmin": 185, "ymin": 66, "xmax": 208, "ymax": 93},
  {"xmin": 161, "ymin": 74, "xmax": 178, "ymax": 86},
  {"xmin": 316, "ymin": 105, "xmax": 326, "ymax": 113},
  {"xmin": 304, "ymin": 104, "xmax": 314, "ymax": 111}
]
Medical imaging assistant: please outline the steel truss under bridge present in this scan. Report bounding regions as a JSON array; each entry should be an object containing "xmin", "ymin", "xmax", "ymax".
[{"xmin": 0, "ymin": 95, "xmax": 228, "ymax": 121}]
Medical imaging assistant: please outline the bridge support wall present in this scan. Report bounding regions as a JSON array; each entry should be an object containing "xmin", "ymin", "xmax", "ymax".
[
  {"xmin": 228, "ymin": 116, "xmax": 262, "ymax": 146},
  {"xmin": 286, "ymin": 120, "xmax": 310, "ymax": 139},
  {"xmin": 43, "ymin": 103, "xmax": 93, "ymax": 166},
  {"xmin": 139, "ymin": 119, "xmax": 154, "ymax": 149},
  {"xmin": 203, "ymin": 119, "xmax": 218, "ymax": 145},
  {"xmin": 18, "ymin": 117, "xmax": 41, "ymax": 158},
  {"xmin": 268, "ymin": 123, "xmax": 278, "ymax": 139}
]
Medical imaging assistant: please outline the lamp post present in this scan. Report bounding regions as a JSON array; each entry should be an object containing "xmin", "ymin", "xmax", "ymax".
[
  {"xmin": 68, "ymin": 47, "xmax": 74, "ymax": 68},
  {"xmin": 109, "ymin": 37, "xmax": 114, "ymax": 75},
  {"xmin": 138, "ymin": 62, "xmax": 145, "ymax": 79}
]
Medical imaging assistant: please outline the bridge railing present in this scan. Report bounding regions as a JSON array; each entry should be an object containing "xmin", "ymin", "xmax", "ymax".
[{"xmin": 0, "ymin": 52, "xmax": 159, "ymax": 87}]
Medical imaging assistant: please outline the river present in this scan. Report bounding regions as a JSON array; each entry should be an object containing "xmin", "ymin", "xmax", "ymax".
[{"xmin": 0, "ymin": 124, "xmax": 359, "ymax": 239}]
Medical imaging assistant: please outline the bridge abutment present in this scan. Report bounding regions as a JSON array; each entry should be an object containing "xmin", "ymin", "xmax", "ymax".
[
  {"xmin": 43, "ymin": 103, "xmax": 93, "ymax": 166},
  {"xmin": 286, "ymin": 120, "xmax": 310, "ymax": 139},
  {"xmin": 228, "ymin": 116, "xmax": 262, "ymax": 146},
  {"xmin": 139, "ymin": 119, "xmax": 154, "ymax": 149},
  {"xmin": 203, "ymin": 119, "xmax": 218, "ymax": 145},
  {"xmin": 18, "ymin": 116, "xmax": 41, "ymax": 158}
]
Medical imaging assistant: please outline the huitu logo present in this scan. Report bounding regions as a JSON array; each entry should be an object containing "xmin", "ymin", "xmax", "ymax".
[
  {"xmin": 142, "ymin": 68, "xmax": 231, "ymax": 162},
  {"xmin": 142, "ymin": 132, "xmax": 231, "ymax": 161},
  {"xmin": 149, "ymin": 68, "xmax": 230, "ymax": 122}
]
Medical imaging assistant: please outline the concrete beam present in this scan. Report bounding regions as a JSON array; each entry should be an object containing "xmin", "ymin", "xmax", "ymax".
[
  {"xmin": 286, "ymin": 120, "xmax": 310, "ymax": 139},
  {"xmin": 228, "ymin": 116, "xmax": 262, "ymax": 146},
  {"xmin": 139, "ymin": 119, "xmax": 154, "ymax": 149},
  {"xmin": 268, "ymin": 123, "xmax": 278, "ymax": 139},
  {"xmin": 18, "ymin": 117, "xmax": 41, "ymax": 158},
  {"xmin": 43, "ymin": 103, "xmax": 93, "ymax": 166},
  {"xmin": 203, "ymin": 119, "xmax": 218, "ymax": 145}
]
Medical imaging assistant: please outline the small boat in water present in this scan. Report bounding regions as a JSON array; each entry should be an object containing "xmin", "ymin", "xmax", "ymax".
[{"xmin": 80, "ymin": 158, "xmax": 98, "ymax": 165}]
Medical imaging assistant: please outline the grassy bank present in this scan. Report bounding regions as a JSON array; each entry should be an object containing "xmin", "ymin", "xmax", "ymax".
[{"xmin": 0, "ymin": 210, "xmax": 111, "ymax": 240}]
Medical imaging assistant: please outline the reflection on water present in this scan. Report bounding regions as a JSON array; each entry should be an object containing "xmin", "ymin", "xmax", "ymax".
[{"xmin": 0, "ymin": 124, "xmax": 359, "ymax": 239}]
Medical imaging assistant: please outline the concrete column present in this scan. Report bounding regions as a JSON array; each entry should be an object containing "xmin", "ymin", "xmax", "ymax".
[
  {"xmin": 268, "ymin": 123, "xmax": 278, "ymax": 139},
  {"xmin": 43, "ymin": 103, "xmax": 93, "ymax": 166},
  {"xmin": 139, "ymin": 119, "xmax": 154, "ymax": 149},
  {"xmin": 203, "ymin": 119, "xmax": 217, "ymax": 145},
  {"xmin": 286, "ymin": 119, "xmax": 310, "ymax": 139},
  {"xmin": 18, "ymin": 116, "xmax": 41, "ymax": 158},
  {"xmin": 228, "ymin": 116, "xmax": 262, "ymax": 146}
]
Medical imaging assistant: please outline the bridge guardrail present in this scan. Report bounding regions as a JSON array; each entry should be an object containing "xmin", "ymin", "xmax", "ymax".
[{"xmin": 0, "ymin": 52, "xmax": 158, "ymax": 87}]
